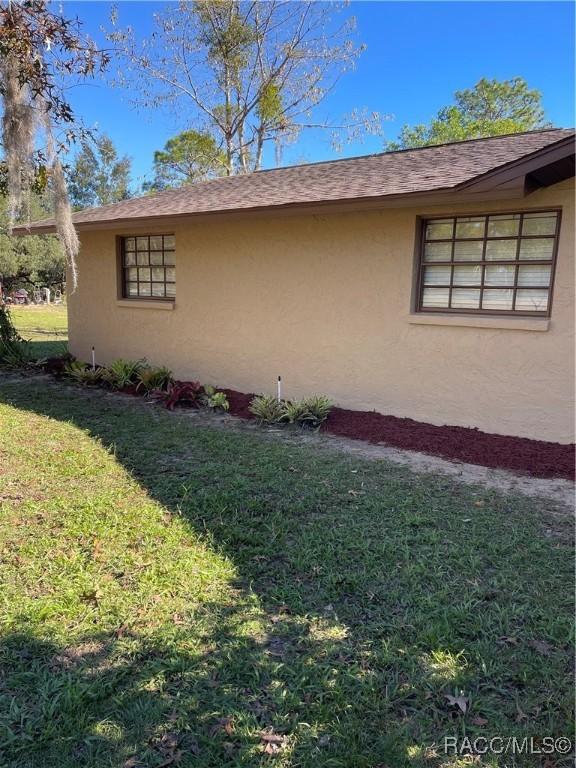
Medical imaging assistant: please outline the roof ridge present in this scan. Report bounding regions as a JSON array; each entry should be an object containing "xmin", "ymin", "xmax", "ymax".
[{"xmin": 251, "ymin": 127, "xmax": 574, "ymax": 175}]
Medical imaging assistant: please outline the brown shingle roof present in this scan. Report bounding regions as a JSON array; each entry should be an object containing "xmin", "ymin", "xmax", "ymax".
[{"xmin": 17, "ymin": 128, "xmax": 575, "ymax": 232}]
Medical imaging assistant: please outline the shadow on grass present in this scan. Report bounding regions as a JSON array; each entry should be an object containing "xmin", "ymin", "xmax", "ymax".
[
  {"xmin": 26, "ymin": 338, "xmax": 68, "ymax": 359},
  {"xmin": 0, "ymin": 378, "xmax": 573, "ymax": 768}
]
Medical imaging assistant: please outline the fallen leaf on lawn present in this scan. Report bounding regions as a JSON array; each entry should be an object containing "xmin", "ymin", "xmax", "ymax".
[
  {"xmin": 210, "ymin": 717, "xmax": 234, "ymax": 737},
  {"xmin": 123, "ymin": 758, "xmax": 140, "ymax": 768},
  {"xmin": 153, "ymin": 731, "xmax": 180, "ymax": 756},
  {"xmin": 260, "ymin": 730, "xmax": 287, "ymax": 754},
  {"xmin": 172, "ymin": 613, "xmax": 185, "ymax": 625},
  {"xmin": 474, "ymin": 500, "xmax": 485, "ymax": 507},
  {"xmin": 497, "ymin": 635, "xmax": 519, "ymax": 646},
  {"xmin": 266, "ymin": 638, "xmax": 288, "ymax": 658},
  {"xmin": 348, "ymin": 490, "xmax": 359, "ymax": 496},
  {"xmin": 445, "ymin": 694, "xmax": 468, "ymax": 714},
  {"xmin": 114, "ymin": 624, "xmax": 128, "ymax": 638},
  {"xmin": 80, "ymin": 589, "xmax": 102, "ymax": 605},
  {"xmin": 92, "ymin": 539, "xmax": 104, "ymax": 560},
  {"xmin": 529, "ymin": 639, "xmax": 552, "ymax": 656},
  {"xmin": 471, "ymin": 716, "xmax": 488, "ymax": 726}
]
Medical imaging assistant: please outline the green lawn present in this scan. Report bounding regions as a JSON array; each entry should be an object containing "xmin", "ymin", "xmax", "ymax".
[
  {"xmin": 0, "ymin": 376, "xmax": 573, "ymax": 768},
  {"xmin": 10, "ymin": 304, "xmax": 68, "ymax": 358}
]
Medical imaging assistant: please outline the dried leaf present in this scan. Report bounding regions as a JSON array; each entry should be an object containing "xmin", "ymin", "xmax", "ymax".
[
  {"xmin": 529, "ymin": 639, "xmax": 552, "ymax": 656},
  {"xmin": 497, "ymin": 635, "xmax": 519, "ymax": 646},
  {"xmin": 445, "ymin": 694, "xmax": 468, "ymax": 713},
  {"xmin": 210, "ymin": 717, "xmax": 234, "ymax": 737},
  {"xmin": 266, "ymin": 638, "xmax": 288, "ymax": 658},
  {"xmin": 260, "ymin": 732, "xmax": 286, "ymax": 744},
  {"xmin": 80, "ymin": 589, "xmax": 102, "ymax": 605},
  {"xmin": 471, "ymin": 716, "xmax": 488, "ymax": 726}
]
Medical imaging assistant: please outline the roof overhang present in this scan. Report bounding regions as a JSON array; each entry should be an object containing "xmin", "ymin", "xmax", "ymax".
[{"xmin": 457, "ymin": 134, "xmax": 575, "ymax": 194}]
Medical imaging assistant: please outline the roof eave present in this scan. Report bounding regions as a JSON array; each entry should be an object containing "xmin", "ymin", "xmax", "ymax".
[
  {"xmin": 456, "ymin": 135, "xmax": 575, "ymax": 193},
  {"xmin": 11, "ymin": 182, "xmax": 535, "ymax": 236}
]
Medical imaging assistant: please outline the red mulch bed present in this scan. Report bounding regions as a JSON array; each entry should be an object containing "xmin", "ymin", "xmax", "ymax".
[{"xmin": 222, "ymin": 389, "xmax": 574, "ymax": 481}]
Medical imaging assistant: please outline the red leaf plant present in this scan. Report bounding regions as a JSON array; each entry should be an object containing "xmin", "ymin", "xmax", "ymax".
[{"xmin": 152, "ymin": 380, "xmax": 203, "ymax": 410}]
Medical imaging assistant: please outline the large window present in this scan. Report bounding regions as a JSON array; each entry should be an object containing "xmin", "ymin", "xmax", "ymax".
[
  {"xmin": 417, "ymin": 211, "xmax": 560, "ymax": 315},
  {"xmin": 120, "ymin": 235, "xmax": 175, "ymax": 299}
]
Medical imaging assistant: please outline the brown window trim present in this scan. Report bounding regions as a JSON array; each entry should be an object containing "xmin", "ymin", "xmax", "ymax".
[
  {"xmin": 415, "ymin": 209, "xmax": 561, "ymax": 318},
  {"xmin": 118, "ymin": 234, "xmax": 175, "ymax": 301}
]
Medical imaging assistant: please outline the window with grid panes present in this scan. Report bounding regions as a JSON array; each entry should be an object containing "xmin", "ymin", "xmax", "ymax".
[
  {"xmin": 121, "ymin": 235, "xmax": 175, "ymax": 299},
  {"xmin": 417, "ymin": 211, "xmax": 560, "ymax": 315}
]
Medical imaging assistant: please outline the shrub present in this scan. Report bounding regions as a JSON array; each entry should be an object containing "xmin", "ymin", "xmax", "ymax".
[
  {"xmin": 152, "ymin": 380, "xmax": 203, "ymax": 410},
  {"xmin": 207, "ymin": 391, "xmax": 229, "ymax": 412},
  {"xmin": 102, "ymin": 358, "xmax": 146, "ymax": 390},
  {"xmin": 0, "ymin": 304, "xmax": 31, "ymax": 368},
  {"xmin": 136, "ymin": 365, "xmax": 173, "ymax": 394},
  {"xmin": 41, "ymin": 353, "xmax": 75, "ymax": 377},
  {"xmin": 282, "ymin": 395, "xmax": 333, "ymax": 428},
  {"xmin": 64, "ymin": 361, "xmax": 104, "ymax": 385},
  {"xmin": 249, "ymin": 394, "xmax": 284, "ymax": 424}
]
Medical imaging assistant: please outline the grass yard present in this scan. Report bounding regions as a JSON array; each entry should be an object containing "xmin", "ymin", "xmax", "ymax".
[
  {"xmin": 9, "ymin": 304, "xmax": 68, "ymax": 358},
  {"xmin": 0, "ymin": 376, "xmax": 573, "ymax": 768}
]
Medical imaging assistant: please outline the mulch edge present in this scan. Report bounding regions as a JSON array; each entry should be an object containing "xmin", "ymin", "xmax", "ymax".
[{"xmin": 220, "ymin": 389, "xmax": 575, "ymax": 482}]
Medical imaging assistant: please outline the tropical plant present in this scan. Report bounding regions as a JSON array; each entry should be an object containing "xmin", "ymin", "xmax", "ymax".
[
  {"xmin": 206, "ymin": 391, "xmax": 230, "ymax": 412},
  {"xmin": 102, "ymin": 358, "xmax": 146, "ymax": 389},
  {"xmin": 152, "ymin": 380, "xmax": 203, "ymax": 410},
  {"xmin": 282, "ymin": 394, "xmax": 333, "ymax": 428},
  {"xmin": 0, "ymin": 303, "xmax": 31, "ymax": 367},
  {"xmin": 64, "ymin": 360, "xmax": 103, "ymax": 385},
  {"xmin": 40, "ymin": 352, "xmax": 75, "ymax": 376},
  {"xmin": 248, "ymin": 394, "xmax": 284, "ymax": 424},
  {"xmin": 136, "ymin": 365, "xmax": 173, "ymax": 394}
]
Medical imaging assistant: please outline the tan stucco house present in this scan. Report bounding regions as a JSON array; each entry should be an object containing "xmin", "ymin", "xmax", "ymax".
[{"xmin": 20, "ymin": 128, "xmax": 576, "ymax": 444}]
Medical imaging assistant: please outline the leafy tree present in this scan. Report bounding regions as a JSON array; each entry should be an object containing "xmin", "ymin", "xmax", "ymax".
[
  {"xmin": 0, "ymin": 0, "xmax": 108, "ymax": 287},
  {"xmin": 68, "ymin": 135, "xmax": 132, "ymax": 209},
  {"xmin": 387, "ymin": 78, "xmax": 550, "ymax": 150},
  {"xmin": 146, "ymin": 130, "xmax": 227, "ymax": 190},
  {"xmin": 108, "ymin": 1, "xmax": 383, "ymax": 174},
  {"xmin": 0, "ymin": 194, "xmax": 65, "ymax": 293}
]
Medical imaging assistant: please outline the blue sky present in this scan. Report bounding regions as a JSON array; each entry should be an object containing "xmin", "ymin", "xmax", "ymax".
[{"xmin": 64, "ymin": 1, "xmax": 575, "ymax": 187}]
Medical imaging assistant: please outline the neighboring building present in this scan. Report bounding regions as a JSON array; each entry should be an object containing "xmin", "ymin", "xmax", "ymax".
[{"xmin": 18, "ymin": 129, "xmax": 575, "ymax": 443}]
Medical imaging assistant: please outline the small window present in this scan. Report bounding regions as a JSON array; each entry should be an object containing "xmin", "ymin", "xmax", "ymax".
[
  {"xmin": 417, "ymin": 211, "xmax": 560, "ymax": 316},
  {"xmin": 120, "ymin": 235, "xmax": 175, "ymax": 299}
]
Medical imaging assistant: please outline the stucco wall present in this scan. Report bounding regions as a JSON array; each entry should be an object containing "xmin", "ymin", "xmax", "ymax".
[{"xmin": 68, "ymin": 179, "xmax": 575, "ymax": 443}]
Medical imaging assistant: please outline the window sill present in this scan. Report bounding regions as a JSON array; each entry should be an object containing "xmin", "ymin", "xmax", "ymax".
[
  {"xmin": 407, "ymin": 313, "xmax": 550, "ymax": 332},
  {"xmin": 116, "ymin": 299, "xmax": 175, "ymax": 311}
]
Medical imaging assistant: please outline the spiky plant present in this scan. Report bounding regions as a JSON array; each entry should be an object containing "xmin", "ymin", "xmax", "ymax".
[
  {"xmin": 282, "ymin": 395, "xmax": 333, "ymax": 428},
  {"xmin": 102, "ymin": 359, "xmax": 146, "ymax": 390},
  {"xmin": 64, "ymin": 361, "xmax": 103, "ymax": 385},
  {"xmin": 248, "ymin": 394, "xmax": 284, "ymax": 424},
  {"xmin": 136, "ymin": 365, "xmax": 173, "ymax": 394}
]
